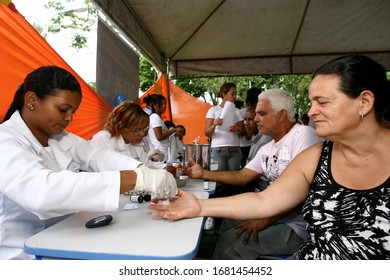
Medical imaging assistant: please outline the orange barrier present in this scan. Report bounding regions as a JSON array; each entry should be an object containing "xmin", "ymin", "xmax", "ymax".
[
  {"xmin": 0, "ymin": 3, "xmax": 112, "ymax": 139},
  {"xmin": 136, "ymin": 74, "xmax": 211, "ymax": 144}
]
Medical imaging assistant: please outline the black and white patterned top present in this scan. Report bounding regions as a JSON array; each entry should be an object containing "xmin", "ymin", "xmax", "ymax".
[{"xmin": 295, "ymin": 141, "xmax": 390, "ymax": 259}]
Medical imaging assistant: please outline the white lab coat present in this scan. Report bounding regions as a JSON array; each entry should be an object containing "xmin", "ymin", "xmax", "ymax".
[
  {"xmin": 168, "ymin": 133, "xmax": 185, "ymax": 163},
  {"xmin": 0, "ymin": 111, "xmax": 141, "ymax": 259},
  {"xmin": 90, "ymin": 130, "xmax": 165, "ymax": 169}
]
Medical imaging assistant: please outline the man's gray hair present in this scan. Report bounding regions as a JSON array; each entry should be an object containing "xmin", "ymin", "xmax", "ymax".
[{"xmin": 258, "ymin": 88, "xmax": 296, "ymax": 122}]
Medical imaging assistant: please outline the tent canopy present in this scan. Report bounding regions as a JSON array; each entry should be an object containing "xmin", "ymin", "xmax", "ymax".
[{"xmin": 92, "ymin": 0, "xmax": 390, "ymax": 78}]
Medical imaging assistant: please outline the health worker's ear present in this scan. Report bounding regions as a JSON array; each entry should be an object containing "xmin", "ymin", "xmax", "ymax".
[{"xmin": 24, "ymin": 91, "xmax": 38, "ymax": 107}]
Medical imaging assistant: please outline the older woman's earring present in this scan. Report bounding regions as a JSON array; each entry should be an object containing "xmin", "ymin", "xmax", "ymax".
[
  {"xmin": 28, "ymin": 104, "xmax": 34, "ymax": 111},
  {"xmin": 360, "ymin": 112, "xmax": 364, "ymax": 122}
]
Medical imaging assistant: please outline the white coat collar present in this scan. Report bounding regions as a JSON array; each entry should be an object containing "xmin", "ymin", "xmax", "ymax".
[
  {"xmin": 49, "ymin": 133, "xmax": 73, "ymax": 169},
  {"xmin": 8, "ymin": 111, "xmax": 45, "ymax": 155},
  {"xmin": 113, "ymin": 135, "xmax": 128, "ymax": 151},
  {"xmin": 9, "ymin": 111, "xmax": 73, "ymax": 169},
  {"xmin": 112, "ymin": 133, "xmax": 144, "ymax": 151}
]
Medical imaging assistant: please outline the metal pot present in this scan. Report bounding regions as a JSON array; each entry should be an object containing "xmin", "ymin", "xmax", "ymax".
[{"xmin": 183, "ymin": 144, "xmax": 210, "ymax": 170}]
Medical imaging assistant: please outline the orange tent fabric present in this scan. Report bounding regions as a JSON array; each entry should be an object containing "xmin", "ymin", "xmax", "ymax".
[
  {"xmin": 138, "ymin": 73, "xmax": 172, "ymax": 121},
  {"xmin": 136, "ymin": 74, "xmax": 211, "ymax": 144},
  {"xmin": 0, "ymin": 3, "xmax": 112, "ymax": 139}
]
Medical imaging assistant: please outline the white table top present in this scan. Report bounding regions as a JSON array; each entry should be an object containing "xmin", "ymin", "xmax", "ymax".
[
  {"xmin": 180, "ymin": 178, "xmax": 216, "ymax": 194},
  {"xmin": 24, "ymin": 191, "xmax": 208, "ymax": 260}
]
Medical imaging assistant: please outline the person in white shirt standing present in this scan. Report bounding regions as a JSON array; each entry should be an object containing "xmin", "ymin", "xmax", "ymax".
[
  {"xmin": 147, "ymin": 94, "xmax": 184, "ymax": 163},
  {"xmin": 205, "ymin": 82, "xmax": 245, "ymax": 173}
]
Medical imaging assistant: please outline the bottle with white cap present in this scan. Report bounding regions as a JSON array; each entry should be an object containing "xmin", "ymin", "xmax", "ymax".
[{"xmin": 203, "ymin": 179, "xmax": 210, "ymax": 190}]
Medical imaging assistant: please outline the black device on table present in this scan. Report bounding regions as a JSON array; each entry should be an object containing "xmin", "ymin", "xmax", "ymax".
[{"xmin": 85, "ymin": 215, "xmax": 113, "ymax": 228}]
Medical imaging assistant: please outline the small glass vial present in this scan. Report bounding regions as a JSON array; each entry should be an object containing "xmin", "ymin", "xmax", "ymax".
[
  {"xmin": 130, "ymin": 195, "xmax": 143, "ymax": 203},
  {"xmin": 203, "ymin": 179, "xmax": 210, "ymax": 190}
]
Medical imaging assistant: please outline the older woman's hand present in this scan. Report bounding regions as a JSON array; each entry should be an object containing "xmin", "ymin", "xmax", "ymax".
[{"xmin": 148, "ymin": 190, "xmax": 201, "ymax": 220}]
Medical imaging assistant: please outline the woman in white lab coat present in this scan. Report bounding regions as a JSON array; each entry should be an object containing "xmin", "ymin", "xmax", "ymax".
[
  {"xmin": 90, "ymin": 101, "xmax": 176, "ymax": 174},
  {"xmin": 0, "ymin": 66, "xmax": 177, "ymax": 260}
]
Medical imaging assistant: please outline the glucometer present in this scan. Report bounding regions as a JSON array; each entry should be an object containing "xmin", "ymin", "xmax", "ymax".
[{"xmin": 85, "ymin": 215, "xmax": 113, "ymax": 228}]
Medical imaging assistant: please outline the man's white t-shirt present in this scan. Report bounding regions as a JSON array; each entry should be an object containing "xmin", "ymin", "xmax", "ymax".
[
  {"xmin": 245, "ymin": 123, "xmax": 322, "ymax": 240},
  {"xmin": 245, "ymin": 124, "xmax": 322, "ymax": 182}
]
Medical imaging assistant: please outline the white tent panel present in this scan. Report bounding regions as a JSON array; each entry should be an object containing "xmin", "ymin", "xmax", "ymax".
[{"xmin": 92, "ymin": 0, "xmax": 390, "ymax": 77}]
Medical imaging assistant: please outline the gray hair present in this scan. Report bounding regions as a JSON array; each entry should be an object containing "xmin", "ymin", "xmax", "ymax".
[{"xmin": 258, "ymin": 88, "xmax": 296, "ymax": 122}]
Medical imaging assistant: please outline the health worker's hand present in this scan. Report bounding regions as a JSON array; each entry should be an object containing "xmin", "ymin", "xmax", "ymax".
[
  {"xmin": 135, "ymin": 165, "xmax": 177, "ymax": 198},
  {"xmin": 147, "ymin": 149, "xmax": 165, "ymax": 162}
]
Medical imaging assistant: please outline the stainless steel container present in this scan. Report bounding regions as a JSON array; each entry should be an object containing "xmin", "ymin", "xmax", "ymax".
[{"xmin": 183, "ymin": 144, "xmax": 211, "ymax": 170}]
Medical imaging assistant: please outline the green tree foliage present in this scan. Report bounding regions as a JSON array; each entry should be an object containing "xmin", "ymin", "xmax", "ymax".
[
  {"xmin": 44, "ymin": 0, "xmax": 97, "ymax": 50},
  {"xmin": 139, "ymin": 56, "xmax": 158, "ymax": 92},
  {"xmin": 138, "ymin": 56, "xmax": 312, "ymax": 115},
  {"xmin": 174, "ymin": 75, "xmax": 312, "ymax": 115},
  {"xmin": 88, "ymin": 81, "xmax": 96, "ymax": 90},
  {"xmin": 142, "ymin": 61, "xmax": 390, "ymax": 116}
]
